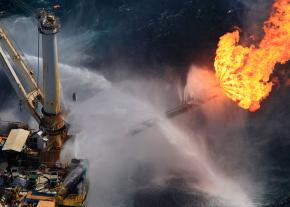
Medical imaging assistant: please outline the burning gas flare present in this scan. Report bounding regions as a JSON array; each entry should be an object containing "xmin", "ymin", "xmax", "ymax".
[{"xmin": 214, "ymin": 0, "xmax": 290, "ymax": 112}]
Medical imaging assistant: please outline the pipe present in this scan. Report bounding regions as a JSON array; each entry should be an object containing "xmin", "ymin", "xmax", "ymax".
[
  {"xmin": 38, "ymin": 10, "xmax": 65, "ymax": 149},
  {"xmin": 57, "ymin": 160, "xmax": 88, "ymax": 199},
  {"xmin": 38, "ymin": 10, "xmax": 61, "ymax": 116}
]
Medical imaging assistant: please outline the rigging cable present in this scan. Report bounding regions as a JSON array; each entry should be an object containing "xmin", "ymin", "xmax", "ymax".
[{"xmin": 37, "ymin": 28, "xmax": 40, "ymax": 88}]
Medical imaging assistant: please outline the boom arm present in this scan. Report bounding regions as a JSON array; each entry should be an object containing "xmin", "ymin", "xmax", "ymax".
[
  {"xmin": 0, "ymin": 25, "xmax": 43, "ymax": 123},
  {"xmin": 0, "ymin": 10, "xmax": 67, "ymax": 154}
]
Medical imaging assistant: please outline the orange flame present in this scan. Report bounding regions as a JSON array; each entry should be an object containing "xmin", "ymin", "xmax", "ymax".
[{"xmin": 214, "ymin": 0, "xmax": 290, "ymax": 112}]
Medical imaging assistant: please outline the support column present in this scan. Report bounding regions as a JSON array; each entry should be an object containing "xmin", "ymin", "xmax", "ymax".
[{"xmin": 38, "ymin": 10, "xmax": 66, "ymax": 150}]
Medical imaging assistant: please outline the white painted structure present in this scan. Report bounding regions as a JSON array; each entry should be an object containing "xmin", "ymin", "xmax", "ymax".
[
  {"xmin": 38, "ymin": 10, "xmax": 65, "ymax": 149},
  {"xmin": 38, "ymin": 12, "xmax": 61, "ymax": 115},
  {"xmin": 2, "ymin": 129, "xmax": 30, "ymax": 152}
]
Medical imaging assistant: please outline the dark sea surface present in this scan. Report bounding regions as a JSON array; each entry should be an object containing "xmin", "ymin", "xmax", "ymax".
[{"xmin": 0, "ymin": 0, "xmax": 289, "ymax": 206}]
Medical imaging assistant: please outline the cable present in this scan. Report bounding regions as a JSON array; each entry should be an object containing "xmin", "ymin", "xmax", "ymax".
[{"xmin": 37, "ymin": 29, "xmax": 40, "ymax": 87}]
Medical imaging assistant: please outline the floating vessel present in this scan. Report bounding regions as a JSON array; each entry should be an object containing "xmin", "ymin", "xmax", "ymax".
[
  {"xmin": 0, "ymin": 5, "xmax": 210, "ymax": 205},
  {"xmin": 0, "ymin": 10, "xmax": 88, "ymax": 207}
]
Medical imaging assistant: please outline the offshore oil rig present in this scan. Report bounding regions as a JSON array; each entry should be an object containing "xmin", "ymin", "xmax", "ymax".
[
  {"xmin": 0, "ymin": 9, "xmax": 88, "ymax": 207},
  {"xmin": 0, "ymin": 5, "xmax": 220, "ymax": 206},
  {"xmin": 4, "ymin": 2, "xmax": 290, "ymax": 207},
  {"xmin": 0, "ymin": 2, "xmax": 206, "ymax": 205}
]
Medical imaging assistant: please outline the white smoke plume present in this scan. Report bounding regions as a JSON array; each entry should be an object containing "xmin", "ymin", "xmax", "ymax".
[{"xmin": 59, "ymin": 76, "xmax": 256, "ymax": 207}]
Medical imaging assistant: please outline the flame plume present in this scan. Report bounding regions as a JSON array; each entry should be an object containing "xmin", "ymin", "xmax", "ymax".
[{"xmin": 214, "ymin": 0, "xmax": 290, "ymax": 112}]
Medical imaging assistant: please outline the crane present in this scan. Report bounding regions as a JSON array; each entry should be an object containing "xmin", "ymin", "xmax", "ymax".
[
  {"xmin": 0, "ymin": 10, "xmax": 66, "ymax": 164},
  {"xmin": 0, "ymin": 25, "xmax": 43, "ymax": 123}
]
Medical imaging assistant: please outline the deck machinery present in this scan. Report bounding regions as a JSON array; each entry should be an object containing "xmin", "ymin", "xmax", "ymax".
[{"xmin": 0, "ymin": 10, "xmax": 88, "ymax": 207}]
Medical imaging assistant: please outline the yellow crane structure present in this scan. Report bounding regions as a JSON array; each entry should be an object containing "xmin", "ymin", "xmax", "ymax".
[{"xmin": 0, "ymin": 10, "xmax": 67, "ymax": 165}]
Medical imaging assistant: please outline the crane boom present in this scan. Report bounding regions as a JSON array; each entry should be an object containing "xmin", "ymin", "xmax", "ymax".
[
  {"xmin": 0, "ymin": 26, "xmax": 43, "ymax": 99},
  {"xmin": 0, "ymin": 25, "xmax": 43, "ymax": 123},
  {"xmin": 0, "ymin": 10, "xmax": 67, "ymax": 162},
  {"xmin": 0, "ymin": 46, "xmax": 41, "ymax": 122}
]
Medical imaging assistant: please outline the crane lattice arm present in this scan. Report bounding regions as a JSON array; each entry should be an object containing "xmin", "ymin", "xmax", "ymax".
[
  {"xmin": 0, "ymin": 25, "xmax": 43, "ymax": 123},
  {"xmin": 0, "ymin": 10, "xmax": 66, "ymax": 152}
]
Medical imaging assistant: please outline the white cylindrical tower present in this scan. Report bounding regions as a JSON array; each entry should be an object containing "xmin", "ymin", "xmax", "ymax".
[
  {"xmin": 42, "ymin": 31, "xmax": 61, "ymax": 114},
  {"xmin": 38, "ymin": 10, "xmax": 65, "ymax": 151}
]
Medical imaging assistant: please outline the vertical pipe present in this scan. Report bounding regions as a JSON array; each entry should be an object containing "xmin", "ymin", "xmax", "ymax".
[
  {"xmin": 42, "ymin": 33, "xmax": 61, "ymax": 114},
  {"xmin": 38, "ymin": 11, "xmax": 65, "ymax": 150}
]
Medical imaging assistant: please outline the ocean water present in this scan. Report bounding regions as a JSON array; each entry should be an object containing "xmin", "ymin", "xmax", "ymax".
[{"xmin": 0, "ymin": 1, "xmax": 289, "ymax": 206}]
